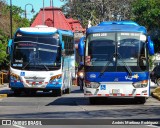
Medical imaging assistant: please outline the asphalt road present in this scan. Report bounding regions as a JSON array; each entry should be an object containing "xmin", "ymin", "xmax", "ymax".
[{"xmin": 0, "ymin": 84, "xmax": 160, "ymax": 128}]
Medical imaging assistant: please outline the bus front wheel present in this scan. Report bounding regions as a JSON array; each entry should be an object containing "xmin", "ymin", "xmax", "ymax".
[
  {"xmin": 13, "ymin": 89, "xmax": 21, "ymax": 96},
  {"xmin": 89, "ymin": 97, "xmax": 98, "ymax": 105},
  {"xmin": 65, "ymin": 88, "xmax": 71, "ymax": 94},
  {"xmin": 135, "ymin": 97, "xmax": 146, "ymax": 104},
  {"xmin": 52, "ymin": 89, "xmax": 63, "ymax": 96}
]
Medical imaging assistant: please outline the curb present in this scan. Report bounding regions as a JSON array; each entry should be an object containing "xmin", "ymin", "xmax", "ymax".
[
  {"xmin": 152, "ymin": 93, "xmax": 160, "ymax": 100},
  {"xmin": 0, "ymin": 83, "xmax": 9, "ymax": 98},
  {"xmin": 0, "ymin": 94, "xmax": 7, "ymax": 98},
  {"xmin": 151, "ymin": 87, "xmax": 160, "ymax": 101},
  {"xmin": 0, "ymin": 84, "xmax": 8, "ymax": 89}
]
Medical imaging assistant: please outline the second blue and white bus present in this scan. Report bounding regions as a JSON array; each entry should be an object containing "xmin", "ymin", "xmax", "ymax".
[
  {"xmin": 7, "ymin": 25, "xmax": 75, "ymax": 96},
  {"xmin": 78, "ymin": 21, "xmax": 154, "ymax": 104}
]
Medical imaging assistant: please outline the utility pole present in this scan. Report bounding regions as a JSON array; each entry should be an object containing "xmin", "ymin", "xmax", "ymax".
[
  {"xmin": 10, "ymin": 0, "xmax": 12, "ymax": 38},
  {"xmin": 42, "ymin": 0, "xmax": 45, "ymax": 25},
  {"xmin": 102, "ymin": 0, "xmax": 105, "ymax": 21}
]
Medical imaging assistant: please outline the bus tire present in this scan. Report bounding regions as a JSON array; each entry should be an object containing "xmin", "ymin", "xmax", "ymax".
[
  {"xmin": 135, "ymin": 97, "xmax": 146, "ymax": 104},
  {"xmin": 52, "ymin": 89, "xmax": 63, "ymax": 97},
  {"xmin": 24, "ymin": 90, "xmax": 30, "ymax": 96},
  {"xmin": 57, "ymin": 89, "xmax": 63, "ymax": 96},
  {"xmin": 13, "ymin": 90, "xmax": 21, "ymax": 96},
  {"xmin": 30, "ymin": 90, "xmax": 36, "ymax": 96},
  {"xmin": 89, "ymin": 97, "xmax": 97, "ymax": 105},
  {"xmin": 65, "ymin": 88, "xmax": 71, "ymax": 94},
  {"xmin": 52, "ymin": 90, "xmax": 57, "ymax": 97}
]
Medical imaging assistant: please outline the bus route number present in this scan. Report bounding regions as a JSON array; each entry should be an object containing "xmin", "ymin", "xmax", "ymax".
[{"xmin": 93, "ymin": 33, "xmax": 107, "ymax": 37}]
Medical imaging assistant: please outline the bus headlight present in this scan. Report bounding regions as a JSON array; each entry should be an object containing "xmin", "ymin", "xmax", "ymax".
[
  {"xmin": 78, "ymin": 72, "xmax": 84, "ymax": 77},
  {"xmin": 49, "ymin": 74, "xmax": 62, "ymax": 82},
  {"xmin": 132, "ymin": 80, "xmax": 148, "ymax": 88},
  {"xmin": 10, "ymin": 73, "xmax": 20, "ymax": 80},
  {"xmin": 85, "ymin": 81, "xmax": 100, "ymax": 88}
]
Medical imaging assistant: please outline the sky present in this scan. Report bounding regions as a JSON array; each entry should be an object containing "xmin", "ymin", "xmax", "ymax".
[{"xmin": 6, "ymin": 0, "xmax": 66, "ymax": 20}]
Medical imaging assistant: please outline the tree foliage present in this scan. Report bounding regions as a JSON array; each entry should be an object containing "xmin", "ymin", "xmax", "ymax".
[
  {"xmin": 62, "ymin": 0, "xmax": 135, "ymax": 27},
  {"xmin": 131, "ymin": 0, "xmax": 160, "ymax": 53},
  {"xmin": 62, "ymin": 0, "xmax": 160, "ymax": 53},
  {"xmin": 0, "ymin": 0, "xmax": 30, "ymax": 67},
  {"xmin": 131, "ymin": 0, "xmax": 160, "ymax": 30}
]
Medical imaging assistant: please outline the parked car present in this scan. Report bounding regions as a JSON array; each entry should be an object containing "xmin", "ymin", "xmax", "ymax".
[{"xmin": 150, "ymin": 65, "xmax": 160, "ymax": 86}]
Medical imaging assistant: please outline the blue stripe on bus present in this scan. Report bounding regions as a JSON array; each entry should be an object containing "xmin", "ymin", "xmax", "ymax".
[{"xmin": 85, "ymin": 72, "xmax": 149, "ymax": 82}]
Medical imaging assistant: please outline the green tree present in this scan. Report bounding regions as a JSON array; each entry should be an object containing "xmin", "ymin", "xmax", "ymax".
[
  {"xmin": 9, "ymin": 5, "xmax": 30, "ymax": 35},
  {"xmin": 62, "ymin": 0, "xmax": 134, "ymax": 27},
  {"xmin": 131, "ymin": 0, "xmax": 160, "ymax": 30},
  {"xmin": 0, "ymin": 0, "xmax": 31, "ymax": 67},
  {"xmin": 131, "ymin": 0, "xmax": 160, "ymax": 53}
]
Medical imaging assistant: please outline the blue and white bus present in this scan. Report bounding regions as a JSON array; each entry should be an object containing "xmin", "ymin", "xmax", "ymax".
[
  {"xmin": 7, "ymin": 25, "xmax": 75, "ymax": 96},
  {"xmin": 78, "ymin": 21, "xmax": 154, "ymax": 104}
]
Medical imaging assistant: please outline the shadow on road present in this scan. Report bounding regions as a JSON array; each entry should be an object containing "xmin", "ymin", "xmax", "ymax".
[
  {"xmin": 6, "ymin": 88, "xmax": 84, "ymax": 98},
  {"xmin": 0, "ymin": 85, "xmax": 154, "ymax": 105},
  {"xmin": 46, "ymin": 97, "xmax": 149, "ymax": 106}
]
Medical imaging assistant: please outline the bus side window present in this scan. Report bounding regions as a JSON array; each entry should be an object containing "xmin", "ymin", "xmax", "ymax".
[{"xmin": 62, "ymin": 35, "xmax": 74, "ymax": 56}]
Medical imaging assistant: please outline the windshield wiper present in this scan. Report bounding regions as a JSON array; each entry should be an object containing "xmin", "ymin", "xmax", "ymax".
[
  {"xmin": 22, "ymin": 57, "xmax": 49, "ymax": 71},
  {"xmin": 22, "ymin": 61, "xmax": 31, "ymax": 70},
  {"xmin": 22, "ymin": 56, "xmax": 40, "ymax": 70},
  {"xmin": 117, "ymin": 53, "xmax": 132, "ymax": 76},
  {"xmin": 98, "ymin": 53, "xmax": 115, "ymax": 78},
  {"xmin": 98, "ymin": 53, "xmax": 132, "ymax": 77},
  {"xmin": 23, "ymin": 62, "xmax": 49, "ymax": 71},
  {"xmin": 42, "ymin": 64, "xmax": 49, "ymax": 71}
]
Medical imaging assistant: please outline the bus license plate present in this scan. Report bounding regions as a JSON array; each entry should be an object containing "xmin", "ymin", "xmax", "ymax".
[
  {"xmin": 112, "ymin": 89, "xmax": 120, "ymax": 94},
  {"xmin": 32, "ymin": 83, "xmax": 38, "ymax": 86}
]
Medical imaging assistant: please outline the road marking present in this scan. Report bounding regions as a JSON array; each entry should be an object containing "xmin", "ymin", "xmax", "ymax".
[
  {"xmin": 147, "ymin": 125, "xmax": 160, "ymax": 128},
  {"xmin": 13, "ymin": 125, "xmax": 26, "ymax": 128}
]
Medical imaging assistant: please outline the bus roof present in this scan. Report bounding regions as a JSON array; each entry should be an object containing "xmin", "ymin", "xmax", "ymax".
[
  {"xmin": 18, "ymin": 25, "xmax": 58, "ymax": 35},
  {"xmin": 58, "ymin": 29, "xmax": 74, "ymax": 37},
  {"xmin": 16, "ymin": 26, "xmax": 73, "ymax": 36},
  {"xmin": 86, "ymin": 21, "xmax": 147, "ymax": 35},
  {"xmin": 98, "ymin": 21, "xmax": 140, "ymax": 26}
]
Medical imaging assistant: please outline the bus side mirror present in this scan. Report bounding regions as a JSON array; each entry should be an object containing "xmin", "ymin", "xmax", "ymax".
[
  {"xmin": 147, "ymin": 36, "xmax": 154, "ymax": 55},
  {"xmin": 6, "ymin": 39, "xmax": 13, "ymax": 54},
  {"xmin": 78, "ymin": 37, "xmax": 85, "ymax": 56}
]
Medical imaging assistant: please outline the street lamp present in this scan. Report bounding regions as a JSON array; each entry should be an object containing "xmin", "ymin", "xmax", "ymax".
[
  {"xmin": 24, "ymin": 3, "xmax": 35, "ymax": 19},
  {"xmin": 10, "ymin": 0, "xmax": 12, "ymax": 38}
]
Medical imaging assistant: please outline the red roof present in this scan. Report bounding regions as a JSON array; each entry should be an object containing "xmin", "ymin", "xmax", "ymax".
[
  {"xmin": 67, "ymin": 18, "xmax": 85, "ymax": 32},
  {"xmin": 31, "ymin": 7, "xmax": 72, "ymax": 30},
  {"xmin": 31, "ymin": 7, "xmax": 85, "ymax": 33}
]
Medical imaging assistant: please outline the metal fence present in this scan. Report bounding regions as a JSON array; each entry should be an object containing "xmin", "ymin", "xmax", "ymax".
[{"xmin": 0, "ymin": 71, "xmax": 8, "ymax": 85}]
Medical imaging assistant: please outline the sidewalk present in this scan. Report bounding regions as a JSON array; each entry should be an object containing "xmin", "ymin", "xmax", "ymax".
[
  {"xmin": 0, "ymin": 83, "xmax": 8, "ymax": 88},
  {"xmin": 151, "ymin": 86, "xmax": 160, "ymax": 101},
  {"xmin": 0, "ymin": 83, "xmax": 10, "ymax": 98}
]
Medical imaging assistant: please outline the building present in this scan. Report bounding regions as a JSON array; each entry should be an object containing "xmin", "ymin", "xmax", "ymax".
[{"xmin": 31, "ymin": 7, "xmax": 85, "ymax": 33}]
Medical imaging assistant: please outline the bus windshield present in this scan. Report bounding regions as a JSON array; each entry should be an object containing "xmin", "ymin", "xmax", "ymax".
[
  {"xmin": 11, "ymin": 35, "xmax": 61, "ymax": 71},
  {"xmin": 86, "ymin": 32, "xmax": 148, "ymax": 72}
]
